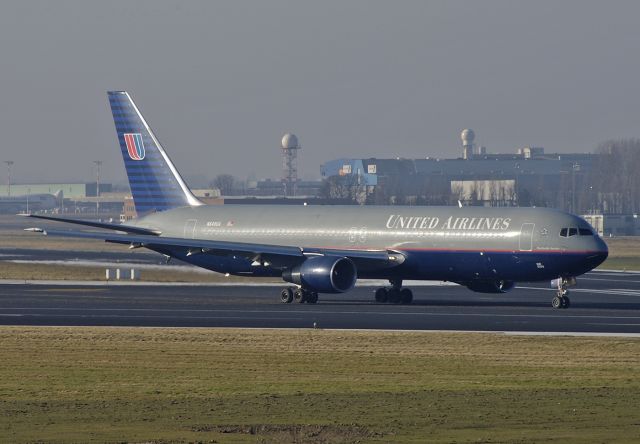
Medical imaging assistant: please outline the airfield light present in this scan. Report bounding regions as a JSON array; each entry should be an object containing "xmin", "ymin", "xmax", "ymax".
[{"xmin": 93, "ymin": 160, "xmax": 102, "ymax": 216}]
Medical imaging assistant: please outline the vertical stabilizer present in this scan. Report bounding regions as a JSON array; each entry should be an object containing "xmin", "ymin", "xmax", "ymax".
[{"xmin": 108, "ymin": 91, "xmax": 202, "ymax": 214}]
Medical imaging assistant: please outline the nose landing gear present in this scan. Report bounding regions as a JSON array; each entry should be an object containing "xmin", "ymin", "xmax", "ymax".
[
  {"xmin": 551, "ymin": 277, "xmax": 576, "ymax": 309},
  {"xmin": 374, "ymin": 279, "xmax": 413, "ymax": 304}
]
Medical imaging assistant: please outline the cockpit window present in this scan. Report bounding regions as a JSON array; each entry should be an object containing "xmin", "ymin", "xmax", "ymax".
[{"xmin": 560, "ymin": 227, "xmax": 587, "ymax": 237}]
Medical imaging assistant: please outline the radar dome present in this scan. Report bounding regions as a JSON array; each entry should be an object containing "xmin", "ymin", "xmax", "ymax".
[
  {"xmin": 461, "ymin": 129, "xmax": 475, "ymax": 145},
  {"xmin": 281, "ymin": 133, "xmax": 299, "ymax": 150}
]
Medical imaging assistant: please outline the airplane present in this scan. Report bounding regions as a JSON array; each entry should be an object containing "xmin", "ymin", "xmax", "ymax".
[
  {"xmin": 1, "ymin": 190, "xmax": 62, "ymax": 214},
  {"xmin": 23, "ymin": 91, "xmax": 608, "ymax": 309}
]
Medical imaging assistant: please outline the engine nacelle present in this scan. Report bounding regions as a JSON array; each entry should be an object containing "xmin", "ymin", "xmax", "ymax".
[
  {"xmin": 282, "ymin": 256, "xmax": 357, "ymax": 293},
  {"xmin": 466, "ymin": 280, "xmax": 516, "ymax": 294}
]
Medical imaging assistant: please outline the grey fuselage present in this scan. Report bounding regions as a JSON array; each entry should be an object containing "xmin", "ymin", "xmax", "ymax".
[{"xmin": 130, "ymin": 204, "xmax": 608, "ymax": 284}]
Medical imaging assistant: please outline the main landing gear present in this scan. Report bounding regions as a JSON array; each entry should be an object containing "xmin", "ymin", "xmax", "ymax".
[
  {"xmin": 374, "ymin": 279, "xmax": 413, "ymax": 304},
  {"xmin": 551, "ymin": 277, "xmax": 576, "ymax": 309},
  {"xmin": 280, "ymin": 286, "xmax": 318, "ymax": 304}
]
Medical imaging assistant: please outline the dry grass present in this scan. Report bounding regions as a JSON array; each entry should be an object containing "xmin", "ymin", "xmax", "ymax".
[
  {"xmin": 0, "ymin": 262, "xmax": 279, "ymax": 283},
  {"xmin": 0, "ymin": 327, "xmax": 639, "ymax": 443}
]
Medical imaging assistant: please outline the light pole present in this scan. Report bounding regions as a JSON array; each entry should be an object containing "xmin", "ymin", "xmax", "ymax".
[
  {"xmin": 4, "ymin": 161, "xmax": 14, "ymax": 197},
  {"xmin": 93, "ymin": 160, "xmax": 102, "ymax": 216},
  {"xmin": 571, "ymin": 162, "xmax": 580, "ymax": 213}
]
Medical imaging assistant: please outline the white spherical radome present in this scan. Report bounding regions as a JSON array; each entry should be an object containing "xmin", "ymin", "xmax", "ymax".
[{"xmin": 281, "ymin": 133, "xmax": 299, "ymax": 150}]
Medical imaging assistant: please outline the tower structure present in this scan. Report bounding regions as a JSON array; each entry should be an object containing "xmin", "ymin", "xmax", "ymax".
[
  {"xmin": 461, "ymin": 129, "xmax": 475, "ymax": 160},
  {"xmin": 281, "ymin": 133, "xmax": 301, "ymax": 196},
  {"xmin": 4, "ymin": 161, "xmax": 13, "ymax": 196}
]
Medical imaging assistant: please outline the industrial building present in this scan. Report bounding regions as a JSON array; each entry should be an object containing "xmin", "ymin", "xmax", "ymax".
[
  {"xmin": 321, "ymin": 129, "xmax": 597, "ymax": 212},
  {"xmin": 0, "ymin": 183, "xmax": 111, "ymax": 199},
  {"xmin": 0, "ymin": 182, "xmax": 118, "ymax": 215}
]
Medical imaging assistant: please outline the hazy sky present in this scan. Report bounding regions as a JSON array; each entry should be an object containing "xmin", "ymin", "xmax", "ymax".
[{"xmin": 1, "ymin": 1, "xmax": 639, "ymax": 185}]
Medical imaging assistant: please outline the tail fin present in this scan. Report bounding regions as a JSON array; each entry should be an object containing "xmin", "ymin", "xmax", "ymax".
[{"xmin": 108, "ymin": 91, "xmax": 202, "ymax": 214}]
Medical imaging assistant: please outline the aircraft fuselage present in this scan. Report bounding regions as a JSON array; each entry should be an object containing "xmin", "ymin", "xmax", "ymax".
[{"xmin": 132, "ymin": 204, "xmax": 608, "ymax": 283}]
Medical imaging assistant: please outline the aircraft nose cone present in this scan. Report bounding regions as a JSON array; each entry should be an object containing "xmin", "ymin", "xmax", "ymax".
[{"xmin": 591, "ymin": 236, "xmax": 609, "ymax": 269}]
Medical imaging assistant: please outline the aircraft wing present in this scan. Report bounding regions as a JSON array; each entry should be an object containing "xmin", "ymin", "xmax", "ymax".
[{"xmin": 26, "ymin": 228, "xmax": 403, "ymax": 271}]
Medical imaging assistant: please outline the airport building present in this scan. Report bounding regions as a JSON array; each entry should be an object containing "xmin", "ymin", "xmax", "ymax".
[
  {"xmin": 320, "ymin": 130, "xmax": 597, "ymax": 212},
  {"xmin": 0, "ymin": 183, "xmax": 111, "ymax": 199},
  {"xmin": 0, "ymin": 182, "xmax": 117, "ymax": 215},
  {"xmin": 581, "ymin": 213, "xmax": 640, "ymax": 237}
]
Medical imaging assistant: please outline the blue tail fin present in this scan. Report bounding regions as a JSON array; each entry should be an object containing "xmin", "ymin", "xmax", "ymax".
[{"xmin": 108, "ymin": 91, "xmax": 202, "ymax": 215}]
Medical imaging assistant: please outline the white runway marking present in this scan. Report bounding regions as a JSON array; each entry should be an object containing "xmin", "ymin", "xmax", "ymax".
[
  {"xmin": 0, "ymin": 279, "xmax": 456, "ymax": 287},
  {"xmin": 517, "ymin": 285, "xmax": 640, "ymax": 297},
  {"xmin": 581, "ymin": 277, "xmax": 640, "ymax": 284},
  {"xmin": 2, "ymin": 306, "xmax": 640, "ymax": 321}
]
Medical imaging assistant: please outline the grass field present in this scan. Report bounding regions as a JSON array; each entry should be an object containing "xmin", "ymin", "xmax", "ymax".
[
  {"xmin": 0, "ymin": 328, "xmax": 639, "ymax": 443},
  {"xmin": 0, "ymin": 261, "xmax": 281, "ymax": 283}
]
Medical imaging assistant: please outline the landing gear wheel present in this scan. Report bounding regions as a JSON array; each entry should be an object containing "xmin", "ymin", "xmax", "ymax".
[
  {"xmin": 552, "ymin": 296, "xmax": 562, "ymax": 309},
  {"xmin": 375, "ymin": 288, "xmax": 388, "ymax": 303},
  {"xmin": 280, "ymin": 287, "xmax": 293, "ymax": 304},
  {"xmin": 306, "ymin": 292, "xmax": 318, "ymax": 304},
  {"xmin": 561, "ymin": 296, "xmax": 570, "ymax": 309},
  {"xmin": 294, "ymin": 288, "xmax": 306, "ymax": 303},
  {"xmin": 388, "ymin": 289, "xmax": 402, "ymax": 304},
  {"xmin": 400, "ymin": 288, "xmax": 413, "ymax": 304}
]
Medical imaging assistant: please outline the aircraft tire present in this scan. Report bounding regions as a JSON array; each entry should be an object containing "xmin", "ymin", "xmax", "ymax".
[
  {"xmin": 294, "ymin": 288, "xmax": 306, "ymax": 303},
  {"xmin": 307, "ymin": 292, "xmax": 318, "ymax": 304},
  {"xmin": 388, "ymin": 289, "xmax": 402, "ymax": 304},
  {"xmin": 280, "ymin": 287, "xmax": 294, "ymax": 304},
  {"xmin": 562, "ymin": 296, "xmax": 570, "ymax": 309},
  {"xmin": 375, "ymin": 288, "xmax": 388, "ymax": 303},
  {"xmin": 400, "ymin": 288, "xmax": 413, "ymax": 304},
  {"xmin": 552, "ymin": 296, "xmax": 562, "ymax": 309}
]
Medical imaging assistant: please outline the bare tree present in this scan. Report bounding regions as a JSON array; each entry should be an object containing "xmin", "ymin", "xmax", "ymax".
[
  {"xmin": 210, "ymin": 174, "xmax": 236, "ymax": 196},
  {"xmin": 319, "ymin": 175, "xmax": 360, "ymax": 202},
  {"xmin": 591, "ymin": 139, "xmax": 640, "ymax": 213}
]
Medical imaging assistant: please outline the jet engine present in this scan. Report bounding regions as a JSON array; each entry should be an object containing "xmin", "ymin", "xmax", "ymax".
[
  {"xmin": 282, "ymin": 256, "xmax": 357, "ymax": 293},
  {"xmin": 465, "ymin": 280, "xmax": 516, "ymax": 294}
]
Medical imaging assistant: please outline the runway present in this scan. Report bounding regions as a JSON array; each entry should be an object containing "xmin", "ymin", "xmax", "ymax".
[{"xmin": 1, "ymin": 270, "xmax": 640, "ymax": 333}]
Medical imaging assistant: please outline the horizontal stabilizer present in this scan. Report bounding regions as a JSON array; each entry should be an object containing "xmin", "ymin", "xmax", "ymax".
[{"xmin": 19, "ymin": 214, "xmax": 160, "ymax": 236}]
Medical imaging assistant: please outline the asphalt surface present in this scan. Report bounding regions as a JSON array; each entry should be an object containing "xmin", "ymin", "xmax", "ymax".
[{"xmin": 1, "ymin": 270, "xmax": 640, "ymax": 333}]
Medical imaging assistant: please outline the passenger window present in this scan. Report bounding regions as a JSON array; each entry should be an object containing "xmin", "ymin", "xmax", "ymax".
[
  {"xmin": 568, "ymin": 228, "xmax": 578, "ymax": 236},
  {"xmin": 579, "ymin": 228, "xmax": 592, "ymax": 236},
  {"xmin": 560, "ymin": 228, "xmax": 568, "ymax": 237}
]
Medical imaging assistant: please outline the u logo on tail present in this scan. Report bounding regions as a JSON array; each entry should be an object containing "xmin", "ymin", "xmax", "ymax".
[{"xmin": 124, "ymin": 133, "xmax": 145, "ymax": 160}]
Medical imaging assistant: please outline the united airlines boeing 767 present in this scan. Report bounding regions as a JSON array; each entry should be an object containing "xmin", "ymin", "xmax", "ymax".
[{"xmin": 24, "ymin": 91, "xmax": 608, "ymax": 308}]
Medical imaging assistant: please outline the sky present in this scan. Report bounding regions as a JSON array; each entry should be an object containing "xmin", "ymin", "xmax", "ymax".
[{"xmin": 1, "ymin": 0, "xmax": 639, "ymax": 186}]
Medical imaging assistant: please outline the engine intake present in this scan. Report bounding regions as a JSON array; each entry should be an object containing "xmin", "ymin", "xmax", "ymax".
[
  {"xmin": 282, "ymin": 256, "xmax": 357, "ymax": 293},
  {"xmin": 466, "ymin": 280, "xmax": 516, "ymax": 294}
]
